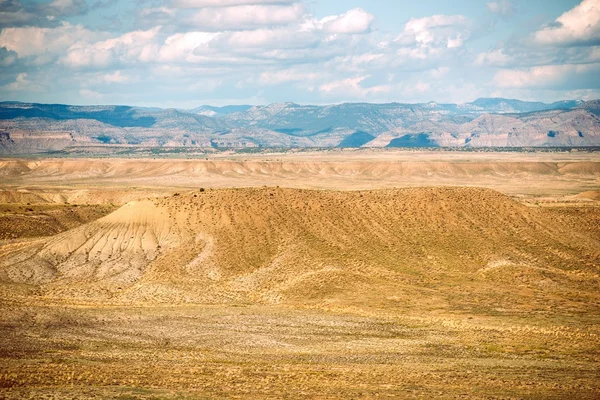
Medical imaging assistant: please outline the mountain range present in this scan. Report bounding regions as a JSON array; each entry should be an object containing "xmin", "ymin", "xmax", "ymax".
[{"xmin": 1, "ymin": 98, "xmax": 599, "ymax": 154}]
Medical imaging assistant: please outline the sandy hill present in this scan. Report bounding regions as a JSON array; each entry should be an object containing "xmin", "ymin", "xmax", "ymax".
[{"xmin": 1, "ymin": 187, "xmax": 598, "ymax": 313}]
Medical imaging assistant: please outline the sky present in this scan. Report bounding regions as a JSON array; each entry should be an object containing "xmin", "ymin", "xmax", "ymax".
[{"xmin": 0, "ymin": 0, "xmax": 598, "ymax": 108}]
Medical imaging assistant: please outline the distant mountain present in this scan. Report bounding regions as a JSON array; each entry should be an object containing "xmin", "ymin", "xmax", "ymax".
[
  {"xmin": 468, "ymin": 98, "xmax": 584, "ymax": 114},
  {"xmin": 0, "ymin": 102, "xmax": 156, "ymax": 128},
  {"xmin": 190, "ymin": 105, "xmax": 253, "ymax": 117},
  {"xmin": 579, "ymin": 100, "xmax": 600, "ymax": 116},
  {"xmin": 337, "ymin": 131, "xmax": 376, "ymax": 148},
  {"xmin": 0, "ymin": 99, "xmax": 598, "ymax": 154}
]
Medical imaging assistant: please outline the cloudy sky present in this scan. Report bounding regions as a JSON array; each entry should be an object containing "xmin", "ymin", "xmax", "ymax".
[{"xmin": 0, "ymin": 0, "xmax": 599, "ymax": 107}]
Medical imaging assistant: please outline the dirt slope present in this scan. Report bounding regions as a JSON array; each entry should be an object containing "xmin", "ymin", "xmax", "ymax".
[
  {"xmin": 0, "ymin": 204, "xmax": 116, "ymax": 240},
  {"xmin": 0, "ymin": 187, "xmax": 173, "ymax": 205},
  {"xmin": 575, "ymin": 190, "xmax": 600, "ymax": 200},
  {"xmin": 1, "ymin": 187, "xmax": 598, "ymax": 313}
]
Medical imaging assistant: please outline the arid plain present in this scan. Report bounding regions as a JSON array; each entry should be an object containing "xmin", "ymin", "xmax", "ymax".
[{"xmin": 1, "ymin": 149, "xmax": 600, "ymax": 399}]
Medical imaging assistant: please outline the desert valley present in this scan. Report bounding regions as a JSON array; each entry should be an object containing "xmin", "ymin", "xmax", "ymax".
[
  {"xmin": 2, "ymin": 0, "xmax": 600, "ymax": 397},
  {"xmin": 1, "ymin": 149, "xmax": 599, "ymax": 399}
]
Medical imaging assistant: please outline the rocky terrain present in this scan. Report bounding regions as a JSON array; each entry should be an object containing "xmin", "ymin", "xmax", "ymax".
[{"xmin": 1, "ymin": 98, "xmax": 599, "ymax": 153}]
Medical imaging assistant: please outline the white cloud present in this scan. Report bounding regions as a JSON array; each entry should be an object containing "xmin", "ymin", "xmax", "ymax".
[
  {"xmin": 101, "ymin": 71, "xmax": 134, "ymax": 84},
  {"xmin": 62, "ymin": 27, "xmax": 161, "ymax": 68},
  {"xmin": 320, "ymin": 8, "xmax": 375, "ymax": 34},
  {"xmin": 139, "ymin": 7, "xmax": 176, "ymax": 18},
  {"xmin": 0, "ymin": 23, "xmax": 105, "ymax": 61},
  {"xmin": 319, "ymin": 75, "xmax": 390, "ymax": 98},
  {"xmin": 159, "ymin": 31, "xmax": 220, "ymax": 63},
  {"xmin": 489, "ymin": 87, "xmax": 600, "ymax": 103},
  {"xmin": 414, "ymin": 82, "xmax": 430, "ymax": 93},
  {"xmin": 391, "ymin": 14, "xmax": 471, "ymax": 62},
  {"xmin": 4, "ymin": 0, "xmax": 596, "ymax": 105},
  {"xmin": 399, "ymin": 14, "xmax": 470, "ymax": 47},
  {"xmin": 534, "ymin": 0, "xmax": 600, "ymax": 46},
  {"xmin": 493, "ymin": 63, "xmax": 600, "ymax": 89},
  {"xmin": 182, "ymin": 4, "xmax": 305, "ymax": 31},
  {"xmin": 171, "ymin": 0, "xmax": 294, "ymax": 8},
  {"xmin": 474, "ymin": 49, "xmax": 512, "ymax": 66},
  {"xmin": 429, "ymin": 66, "xmax": 449, "ymax": 79},
  {"xmin": 222, "ymin": 28, "xmax": 318, "ymax": 49},
  {"xmin": 154, "ymin": 12, "xmax": 360, "ymax": 66},
  {"xmin": 259, "ymin": 69, "xmax": 323, "ymax": 84},
  {"xmin": 486, "ymin": 1, "xmax": 514, "ymax": 16},
  {"xmin": 328, "ymin": 53, "xmax": 385, "ymax": 72},
  {"xmin": 2, "ymin": 72, "xmax": 41, "ymax": 91}
]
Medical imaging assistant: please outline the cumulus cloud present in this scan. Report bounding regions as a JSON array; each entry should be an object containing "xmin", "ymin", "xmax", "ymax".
[
  {"xmin": 180, "ymin": 3, "xmax": 305, "ymax": 31},
  {"xmin": 229, "ymin": 28, "xmax": 318, "ymax": 49},
  {"xmin": 390, "ymin": 14, "xmax": 471, "ymax": 64},
  {"xmin": 1, "ymin": 0, "xmax": 597, "ymax": 106},
  {"xmin": 158, "ymin": 31, "xmax": 219, "ymax": 63},
  {"xmin": 0, "ymin": 22, "xmax": 106, "ymax": 63},
  {"xmin": 357, "ymin": 13, "xmax": 470, "ymax": 72},
  {"xmin": 534, "ymin": 0, "xmax": 600, "ymax": 46},
  {"xmin": 398, "ymin": 14, "xmax": 470, "ymax": 47},
  {"xmin": 320, "ymin": 8, "xmax": 375, "ymax": 34},
  {"xmin": 61, "ymin": 27, "xmax": 161, "ymax": 68}
]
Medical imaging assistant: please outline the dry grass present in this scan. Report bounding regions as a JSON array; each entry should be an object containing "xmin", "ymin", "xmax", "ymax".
[{"xmin": 1, "ymin": 303, "xmax": 599, "ymax": 399}]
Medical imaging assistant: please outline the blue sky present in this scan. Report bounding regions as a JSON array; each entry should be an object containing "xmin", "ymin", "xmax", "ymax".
[{"xmin": 0, "ymin": 0, "xmax": 598, "ymax": 107}]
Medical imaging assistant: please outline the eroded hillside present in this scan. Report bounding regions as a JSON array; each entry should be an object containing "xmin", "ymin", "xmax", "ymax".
[{"xmin": 1, "ymin": 187, "xmax": 598, "ymax": 315}]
